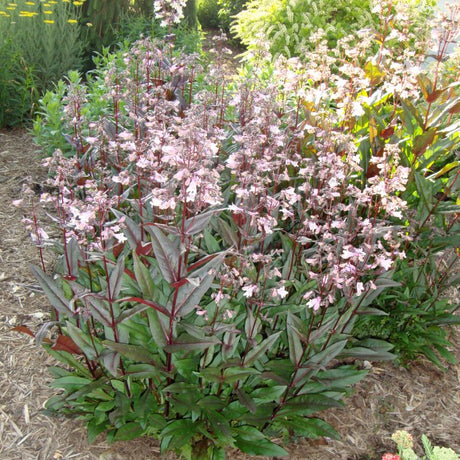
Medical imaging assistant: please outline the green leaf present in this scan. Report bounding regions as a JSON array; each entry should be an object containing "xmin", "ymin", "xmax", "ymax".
[
  {"xmin": 234, "ymin": 427, "xmax": 288, "ymax": 457},
  {"xmin": 65, "ymin": 321, "xmax": 101, "ymax": 360},
  {"xmin": 236, "ymin": 389, "xmax": 256, "ymax": 414},
  {"xmin": 113, "ymin": 422, "xmax": 145, "ymax": 442},
  {"xmin": 103, "ymin": 340, "xmax": 156, "ymax": 363},
  {"xmin": 116, "ymin": 304, "xmax": 149, "ymax": 324},
  {"xmin": 250, "ymin": 385, "xmax": 287, "ymax": 402},
  {"xmin": 108, "ymin": 256, "xmax": 125, "ymax": 300},
  {"xmin": 50, "ymin": 375, "xmax": 91, "ymax": 390},
  {"xmin": 30, "ymin": 265, "xmax": 73, "ymax": 315},
  {"xmin": 87, "ymin": 419, "xmax": 109, "ymax": 444},
  {"xmin": 147, "ymin": 309, "xmax": 168, "ymax": 348},
  {"xmin": 164, "ymin": 334, "xmax": 220, "ymax": 353},
  {"xmin": 244, "ymin": 331, "xmax": 282, "ymax": 366},
  {"xmin": 280, "ymin": 416, "xmax": 340, "ymax": 440},
  {"xmin": 175, "ymin": 253, "xmax": 225, "ymax": 317},
  {"xmin": 101, "ymin": 349, "xmax": 120, "ymax": 377},
  {"xmin": 278, "ymin": 394, "xmax": 343, "ymax": 416},
  {"xmin": 287, "ymin": 312, "xmax": 304, "ymax": 365},
  {"xmin": 339, "ymin": 346, "xmax": 395, "ymax": 361},
  {"xmin": 145, "ymin": 225, "xmax": 181, "ymax": 284},
  {"xmin": 160, "ymin": 420, "xmax": 198, "ymax": 450},
  {"xmin": 184, "ymin": 208, "xmax": 222, "ymax": 235},
  {"xmin": 125, "ymin": 363, "xmax": 161, "ymax": 378},
  {"xmin": 132, "ymin": 252, "xmax": 155, "ymax": 299}
]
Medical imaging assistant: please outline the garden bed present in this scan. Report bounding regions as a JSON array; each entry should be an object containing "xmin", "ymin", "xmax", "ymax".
[{"xmin": 0, "ymin": 128, "xmax": 458, "ymax": 459}]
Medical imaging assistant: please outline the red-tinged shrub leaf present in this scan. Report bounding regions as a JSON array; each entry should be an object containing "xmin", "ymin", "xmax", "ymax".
[
  {"xmin": 136, "ymin": 241, "xmax": 152, "ymax": 256},
  {"xmin": 52, "ymin": 335, "xmax": 83, "ymax": 355},
  {"xmin": 12, "ymin": 325, "xmax": 35, "ymax": 338}
]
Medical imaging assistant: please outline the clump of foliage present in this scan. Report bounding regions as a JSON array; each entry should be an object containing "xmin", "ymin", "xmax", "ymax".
[
  {"xmin": 17, "ymin": 0, "xmax": 460, "ymax": 458},
  {"xmin": 0, "ymin": 0, "xmax": 85, "ymax": 127},
  {"xmin": 383, "ymin": 430, "xmax": 460, "ymax": 460},
  {"xmin": 232, "ymin": 0, "xmax": 435, "ymax": 59}
]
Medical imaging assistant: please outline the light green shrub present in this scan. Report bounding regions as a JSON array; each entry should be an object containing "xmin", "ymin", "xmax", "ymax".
[{"xmin": 232, "ymin": 0, "xmax": 435, "ymax": 59}]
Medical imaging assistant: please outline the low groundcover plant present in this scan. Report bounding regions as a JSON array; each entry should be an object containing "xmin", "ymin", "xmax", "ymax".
[
  {"xmin": 382, "ymin": 430, "xmax": 459, "ymax": 460},
  {"xmin": 15, "ymin": 0, "xmax": 459, "ymax": 458}
]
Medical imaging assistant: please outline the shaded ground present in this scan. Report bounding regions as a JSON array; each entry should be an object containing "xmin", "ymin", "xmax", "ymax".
[{"xmin": 0, "ymin": 129, "xmax": 459, "ymax": 460}]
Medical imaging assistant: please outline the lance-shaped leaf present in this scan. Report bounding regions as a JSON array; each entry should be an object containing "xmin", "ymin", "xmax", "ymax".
[
  {"xmin": 174, "ymin": 253, "xmax": 225, "ymax": 317},
  {"xmin": 287, "ymin": 313, "xmax": 303, "ymax": 366},
  {"xmin": 103, "ymin": 340, "xmax": 157, "ymax": 364},
  {"xmin": 30, "ymin": 265, "xmax": 73, "ymax": 315},
  {"xmin": 244, "ymin": 331, "xmax": 282, "ymax": 366},
  {"xmin": 280, "ymin": 416, "xmax": 340, "ymax": 440},
  {"xmin": 183, "ymin": 208, "xmax": 222, "ymax": 235},
  {"xmin": 101, "ymin": 349, "xmax": 120, "ymax": 377},
  {"xmin": 66, "ymin": 321, "xmax": 101, "ymax": 360},
  {"xmin": 120, "ymin": 296, "xmax": 171, "ymax": 317},
  {"xmin": 145, "ymin": 225, "xmax": 181, "ymax": 283},
  {"xmin": 108, "ymin": 255, "xmax": 125, "ymax": 300},
  {"xmin": 116, "ymin": 304, "xmax": 150, "ymax": 325},
  {"xmin": 66, "ymin": 237, "xmax": 81, "ymax": 279},
  {"xmin": 52, "ymin": 335, "xmax": 83, "ymax": 355},
  {"xmin": 164, "ymin": 333, "xmax": 220, "ymax": 353},
  {"xmin": 236, "ymin": 389, "xmax": 256, "ymax": 414},
  {"xmin": 234, "ymin": 427, "xmax": 288, "ymax": 457},
  {"xmin": 278, "ymin": 393, "xmax": 343, "ymax": 417},
  {"xmin": 132, "ymin": 252, "xmax": 155, "ymax": 299},
  {"xmin": 86, "ymin": 295, "xmax": 113, "ymax": 327},
  {"xmin": 147, "ymin": 309, "xmax": 168, "ymax": 348}
]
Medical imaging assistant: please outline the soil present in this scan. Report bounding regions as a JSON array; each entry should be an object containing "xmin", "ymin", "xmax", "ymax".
[{"xmin": 0, "ymin": 128, "xmax": 459, "ymax": 460}]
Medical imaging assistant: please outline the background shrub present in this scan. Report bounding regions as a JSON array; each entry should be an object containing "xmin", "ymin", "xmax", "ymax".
[
  {"xmin": 0, "ymin": 0, "xmax": 85, "ymax": 127},
  {"xmin": 232, "ymin": 0, "xmax": 435, "ymax": 59}
]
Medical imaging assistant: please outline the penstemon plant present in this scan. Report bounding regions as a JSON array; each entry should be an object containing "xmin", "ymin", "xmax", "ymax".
[{"xmin": 18, "ymin": 1, "xmax": 459, "ymax": 458}]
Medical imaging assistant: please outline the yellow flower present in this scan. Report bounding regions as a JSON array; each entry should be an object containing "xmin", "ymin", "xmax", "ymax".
[
  {"xmin": 43, "ymin": 10, "xmax": 53, "ymax": 14},
  {"xmin": 73, "ymin": 1, "xmax": 83, "ymax": 5},
  {"xmin": 86, "ymin": 22, "xmax": 92, "ymax": 27},
  {"xmin": 67, "ymin": 18, "xmax": 77, "ymax": 24},
  {"xmin": 43, "ymin": 19, "xmax": 54, "ymax": 23},
  {"xmin": 25, "ymin": 1, "xmax": 35, "ymax": 4}
]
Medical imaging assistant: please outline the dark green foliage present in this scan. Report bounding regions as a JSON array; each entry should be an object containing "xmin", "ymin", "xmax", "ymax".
[{"xmin": 0, "ymin": 40, "xmax": 37, "ymax": 128}]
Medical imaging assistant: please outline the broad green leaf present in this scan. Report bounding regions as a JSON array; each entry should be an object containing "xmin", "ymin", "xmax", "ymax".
[
  {"xmin": 236, "ymin": 389, "xmax": 256, "ymax": 414},
  {"xmin": 197, "ymin": 395, "xmax": 226, "ymax": 410},
  {"xmin": 43, "ymin": 345, "xmax": 92, "ymax": 377},
  {"xmin": 86, "ymin": 295, "xmax": 113, "ymax": 327},
  {"xmin": 174, "ymin": 253, "xmax": 225, "ymax": 317},
  {"xmin": 278, "ymin": 393, "xmax": 343, "ymax": 416},
  {"xmin": 315, "ymin": 366, "xmax": 368, "ymax": 389},
  {"xmin": 250, "ymin": 385, "xmax": 287, "ymax": 402},
  {"xmin": 132, "ymin": 252, "xmax": 155, "ymax": 299},
  {"xmin": 65, "ymin": 321, "xmax": 101, "ymax": 360},
  {"xmin": 216, "ymin": 217, "xmax": 238, "ymax": 247},
  {"xmin": 87, "ymin": 419, "xmax": 108, "ymax": 444},
  {"xmin": 164, "ymin": 334, "xmax": 220, "ymax": 353},
  {"xmin": 234, "ymin": 427, "xmax": 288, "ymax": 457},
  {"xmin": 116, "ymin": 304, "xmax": 149, "ymax": 324},
  {"xmin": 113, "ymin": 422, "xmax": 145, "ymax": 442},
  {"xmin": 160, "ymin": 419, "xmax": 197, "ymax": 450},
  {"xmin": 339, "ymin": 346, "xmax": 395, "ymax": 361},
  {"xmin": 413, "ymin": 128, "xmax": 436, "ymax": 157},
  {"xmin": 103, "ymin": 340, "xmax": 156, "ymax": 363},
  {"xmin": 145, "ymin": 225, "xmax": 181, "ymax": 284},
  {"xmin": 50, "ymin": 375, "xmax": 91, "ymax": 390},
  {"xmin": 184, "ymin": 208, "xmax": 222, "ymax": 235},
  {"xmin": 280, "ymin": 416, "xmax": 340, "ymax": 440},
  {"xmin": 287, "ymin": 313, "xmax": 304, "ymax": 365},
  {"xmin": 108, "ymin": 256, "xmax": 125, "ymax": 300},
  {"xmin": 125, "ymin": 363, "xmax": 161, "ymax": 378},
  {"xmin": 101, "ymin": 350, "xmax": 120, "ymax": 377},
  {"xmin": 244, "ymin": 331, "xmax": 282, "ymax": 366},
  {"xmin": 30, "ymin": 265, "xmax": 73, "ymax": 315},
  {"xmin": 204, "ymin": 229, "xmax": 221, "ymax": 253},
  {"xmin": 147, "ymin": 309, "xmax": 168, "ymax": 348}
]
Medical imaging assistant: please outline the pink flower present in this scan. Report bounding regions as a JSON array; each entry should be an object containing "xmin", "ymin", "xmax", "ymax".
[{"xmin": 382, "ymin": 454, "xmax": 400, "ymax": 460}]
